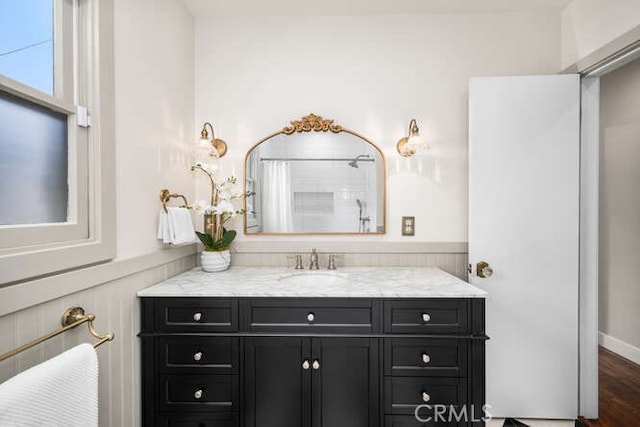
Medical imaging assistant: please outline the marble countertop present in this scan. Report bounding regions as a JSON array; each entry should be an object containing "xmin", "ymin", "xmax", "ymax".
[{"xmin": 137, "ymin": 266, "xmax": 487, "ymax": 298}]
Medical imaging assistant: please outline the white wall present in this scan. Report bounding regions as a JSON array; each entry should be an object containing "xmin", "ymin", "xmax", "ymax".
[
  {"xmin": 195, "ymin": 11, "xmax": 561, "ymax": 243},
  {"xmin": 599, "ymin": 56, "xmax": 640, "ymax": 358},
  {"xmin": 561, "ymin": 0, "xmax": 640, "ymax": 70},
  {"xmin": 115, "ymin": 0, "xmax": 196, "ymax": 259}
]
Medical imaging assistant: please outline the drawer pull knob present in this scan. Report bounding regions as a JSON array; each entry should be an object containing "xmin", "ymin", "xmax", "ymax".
[
  {"xmin": 421, "ymin": 313, "xmax": 431, "ymax": 322},
  {"xmin": 312, "ymin": 360, "xmax": 320, "ymax": 370},
  {"xmin": 193, "ymin": 312, "xmax": 202, "ymax": 322},
  {"xmin": 302, "ymin": 360, "xmax": 310, "ymax": 370},
  {"xmin": 194, "ymin": 352, "xmax": 202, "ymax": 361},
  {"xmin": 422, "ymin": 392, "xmax": 431, "ymax": 402},
  {"xmin": 194, "ymin": 389, "xmax": 203, "ymax": 399},
  {"xmin": 422, "ymin": 353, "xmax": 431, "ymax": 364},
  {"xmin": 307, "ymin": 313, "xmax": 315, "ymax": 322}
]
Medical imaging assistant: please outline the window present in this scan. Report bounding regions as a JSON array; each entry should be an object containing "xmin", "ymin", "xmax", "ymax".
[
  {"xmin": 0, "ymin": 0, "xmax": 115, "ymax": 285},
  {"xmin": 0, "ymin": 91, "xmax": 68, "ymax": 225},
  {"xmin": 0, "ymin": 0, "xmax": 54, "ymax": 94}
]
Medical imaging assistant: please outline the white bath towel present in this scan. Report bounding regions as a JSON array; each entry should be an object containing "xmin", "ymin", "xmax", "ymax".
[
  {"xmin": 157, "ymin": 207, "xmax": 196, "ymax": 245},
  {"xmin": 0, "ymin": 343, "xmax": 99, "ymax": 427}
]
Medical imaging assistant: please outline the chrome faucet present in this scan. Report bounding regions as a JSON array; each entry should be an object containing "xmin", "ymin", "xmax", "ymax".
[{"xmin": 309, "ymin": 248, "xmax": 319, "ymax": 270}]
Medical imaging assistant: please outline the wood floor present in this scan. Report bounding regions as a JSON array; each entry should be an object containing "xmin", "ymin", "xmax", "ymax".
[{"xmin": 580, "ymin": 347, "xmax": 640, "ymax": 427}]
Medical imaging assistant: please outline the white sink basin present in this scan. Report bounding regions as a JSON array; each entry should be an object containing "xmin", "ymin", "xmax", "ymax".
[{"xmin": 278, "ymin": 272, "xmax": 349, "ymax": 287}]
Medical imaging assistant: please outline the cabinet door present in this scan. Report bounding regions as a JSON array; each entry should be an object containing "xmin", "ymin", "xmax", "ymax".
[
  {"xmin": 311, "ymin": 338, "xmax": 379, "ymax": 427},
  {"xmin": 244, "ymin": 337, "xmax": 311, "ymax": 427}
]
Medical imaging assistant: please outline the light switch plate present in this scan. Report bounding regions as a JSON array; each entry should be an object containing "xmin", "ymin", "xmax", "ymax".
[{"xmin": 402, "ymin": 216, "xmax": 415, "ymax": 236}]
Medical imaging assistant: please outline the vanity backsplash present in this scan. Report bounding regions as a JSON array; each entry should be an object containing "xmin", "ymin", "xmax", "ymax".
[{"xmin": 220, "ymin": 242, "xmax": 468, "ymax": 281}]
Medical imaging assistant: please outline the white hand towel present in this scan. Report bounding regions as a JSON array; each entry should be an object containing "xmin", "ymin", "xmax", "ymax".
[
  {"xmin": 157, "ymin": 210, "xmax": 171, "ymax": 243},
  {"xmin": 157, "ymin": 207, "xmax": 196, "ymax": 245},
  {"xmin": 0, "ymin": 343, "xmax": 98, "ymax": 427}
]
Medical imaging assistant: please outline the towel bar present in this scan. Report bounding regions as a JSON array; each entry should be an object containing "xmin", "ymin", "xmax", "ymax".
[
  {"xmin": 0, "ymin": 307, "xmax": 114, "ymax": 362},
  {"xmin": 159, "ymin": 188, "xmax": 191, "ymax": 213}
]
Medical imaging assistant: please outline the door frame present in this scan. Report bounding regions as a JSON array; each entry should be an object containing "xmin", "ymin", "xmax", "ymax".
[
  {"xmin": 578, "ymin": 43, "xmax": 640, "ymax": 419},
  {"xmin": 579, "ymin": 76, "xmax": 599, "ymax": 420}
]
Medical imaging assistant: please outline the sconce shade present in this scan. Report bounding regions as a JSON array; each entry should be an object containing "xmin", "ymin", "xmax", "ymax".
[
  {"xmin": 397, "ymin": 118, "xmax": 428, "ymax": 157},
  {"xmin": 199, "ymin": 122, "xmax": 228, "ymax": 158}
]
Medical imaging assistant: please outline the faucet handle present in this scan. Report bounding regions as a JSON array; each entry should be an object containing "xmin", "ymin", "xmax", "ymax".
[
  {"xmin": 309, "ymin": 248, "xmax": 319, "ymax": 270},
  {"xmin": 294, "ymin": 254, "xmax": 304, "ymax": 270},
  {"xmin": 327, "ymin": 254, "xmax": 336, "ymax": 270}
]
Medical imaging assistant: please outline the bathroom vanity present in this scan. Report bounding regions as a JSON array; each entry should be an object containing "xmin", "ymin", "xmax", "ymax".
[{"xmin": 138, "ymin": 267, "xmax": 488, "ymax": 427}]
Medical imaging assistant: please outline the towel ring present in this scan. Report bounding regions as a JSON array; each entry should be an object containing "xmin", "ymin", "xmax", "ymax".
[{"xmin": 159, "ymin": 189, "xmax": 190, "ymax": 213}]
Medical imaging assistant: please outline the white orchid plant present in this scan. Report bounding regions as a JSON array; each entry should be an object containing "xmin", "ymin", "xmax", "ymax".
[{"xmin": 191, "ymin": 162, "xmax": 252, "ymax": 251}]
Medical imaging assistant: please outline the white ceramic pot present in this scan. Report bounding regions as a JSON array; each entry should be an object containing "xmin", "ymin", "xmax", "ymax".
[{"xmin": 201, "ymin": 249, "xmax": 231, "ymax": 272}]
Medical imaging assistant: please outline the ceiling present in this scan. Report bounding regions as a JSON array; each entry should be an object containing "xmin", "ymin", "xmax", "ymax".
[{"xmin": 183, "ymin": 0, "xmax": 573, "ymax": 17}]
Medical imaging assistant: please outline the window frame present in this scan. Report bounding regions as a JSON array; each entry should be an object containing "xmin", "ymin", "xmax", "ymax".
[{"xmin": 0, "ymin": 0, "xmax": 115, "ymax": 285}]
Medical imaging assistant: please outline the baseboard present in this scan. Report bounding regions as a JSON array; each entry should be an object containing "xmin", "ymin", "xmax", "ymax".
[{"xmin": 598, "ymin": 331, "xmax": 640, "ymax": 365}]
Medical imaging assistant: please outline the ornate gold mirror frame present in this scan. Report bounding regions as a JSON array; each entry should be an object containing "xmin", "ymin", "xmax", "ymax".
[{"xmin": 243, "ymin": 113, "xmax": 387, "ymax": 235}]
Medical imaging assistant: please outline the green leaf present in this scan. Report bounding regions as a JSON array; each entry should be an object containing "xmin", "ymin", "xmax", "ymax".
[
  {"xmin": 221, "ymin": 229, "xmax": 236, "ymax": 247},
  {"xmin": 195, "ymin": 231, "xmax": 214, "ymax": 248},
  {"xmin": 196, "ymin": 228, "xmax": 236, "ymax": 251}
]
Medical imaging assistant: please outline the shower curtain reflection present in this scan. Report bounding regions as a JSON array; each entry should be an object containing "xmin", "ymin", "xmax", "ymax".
[{"xmin": 261, "ymin": 160, "xmax": 293, "ymax": 232}]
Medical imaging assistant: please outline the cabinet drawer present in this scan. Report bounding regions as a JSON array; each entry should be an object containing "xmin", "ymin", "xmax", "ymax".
[
  {"xmin": 159, "ymin": 374, "xmax": 238, "ymax": 411},
  {"xmin": 384, "ymin": 377, "xmax": 467, "ymax": 415},
  {"xmin": 158, "ymin": 413, "xmax": 238, "ymax": 427},
  {"xmin": 384, "ymin": 338, "xmax": 467, "ymax": 377},
  {"xmin": 385, "ymin": 415, "xmax": 461, "ymax": 426},
  {"xmin": 384, "ymin": 300, "xmax": 468, "ymax": 334},
  {"xmin": 157, "ymin": 337, "xmax": 239, "ymax": 373},
  {"xmin": 156, "ymin": 299, "xmax": 238, "ymax": 332},
  {"xmin": 245, "ymin": 298, "xmax": 378, "ymax": 333}
]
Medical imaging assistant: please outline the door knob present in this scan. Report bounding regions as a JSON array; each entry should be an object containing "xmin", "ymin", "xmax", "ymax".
[
  {"xmin": 193, "ymin": 312, "xmax": 202, "ymax": 321},
  {"xmin": 422, "ymin": 353, "xmax": 431, "ymax": 364},
  {"xmin": 193, "ymin": 352, "xmax": 202, "ymax": 361},
  {"xmin": 194, "ymin": 389, "xmax": 203, "ymax": 399},
  {"xmin": 302, "ymin": 360, "xmax": 310, "ymax": 370},
  {"xmin": 307, "ymin": 313, "xmax": 315, "ymax": 322},
  {"xmin": 422, "ymin": 391, "xmax": 431, "ymax": 402},
  {"xmin": 476, "ymin": 261, "xmax": 494, "ymax": 278},
  {"xmin": 312, "ymin": 360, "xmax": 320, "ymax": 370}
]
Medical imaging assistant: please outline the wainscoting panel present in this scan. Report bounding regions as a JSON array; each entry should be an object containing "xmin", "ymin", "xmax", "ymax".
[
  {"xmin": 231, "ymin": 242, "xmax": 469, "ymax": 280},
  {"xmin": 0, "ymin": 254, "xmax": 196, "ymax": 427}
]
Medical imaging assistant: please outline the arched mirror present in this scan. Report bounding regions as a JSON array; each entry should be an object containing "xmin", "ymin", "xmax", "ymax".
[{"xmin": 244, "ymin": 114, "xmax": 386, "ymax": 234}]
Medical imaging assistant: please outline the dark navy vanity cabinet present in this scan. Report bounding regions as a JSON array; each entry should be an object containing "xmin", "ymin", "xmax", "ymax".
[{"xmin": 140, "ymin": 297, "xmax": 486, "ymax": 427}]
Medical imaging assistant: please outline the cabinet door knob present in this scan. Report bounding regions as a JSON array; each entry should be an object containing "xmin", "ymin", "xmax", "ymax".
[
  {"xmin": 193, "ymin": 312, "xmax": 202, "ymax": 322},
  {"xmin": 193, "ymin": 352, "xmax": 202, "ymax": 361},
  {"xmin": 302, "ymin": 360, "xmax": 310, "ymax": 370},
  {"xmin": 421, "ymin": 313, "xmax": 431, "ymax": 322},
  {"xmin": 307, "ymin": 312, "xmax": 315, "ymax": 322},
  {"xmin": 194, "ymin": 389, "xmax": 203, "ymax": 399},
  {"xmin": 422, "ymin": 353, "xmax": 431, "ymax": 364},
  {"xmin": 422, "ymin": 391, "xmax": 430, "ymax": 402},
  {"xmin": 312, "ymin": 360, "xmax": 320, "ymax": 370}
]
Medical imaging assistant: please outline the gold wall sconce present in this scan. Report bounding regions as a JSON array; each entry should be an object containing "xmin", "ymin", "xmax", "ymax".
[
  {"xmin": 199, "ymin": 122, "xmax": 228, "ymax": 158},
  {"xmin": 396, "ymin": 118, "xmax": 428, "ymax": 157}
]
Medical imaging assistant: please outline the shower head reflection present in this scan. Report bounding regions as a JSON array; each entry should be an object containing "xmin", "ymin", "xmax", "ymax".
[{"xmin": 348, "ymin": 154, "xmax": 371, "ymax": 168}]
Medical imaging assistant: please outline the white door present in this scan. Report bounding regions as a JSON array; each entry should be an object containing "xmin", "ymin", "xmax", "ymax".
[{"xmin": 468, "ymin": 75, "xmax": 580, "ymax": 419}]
